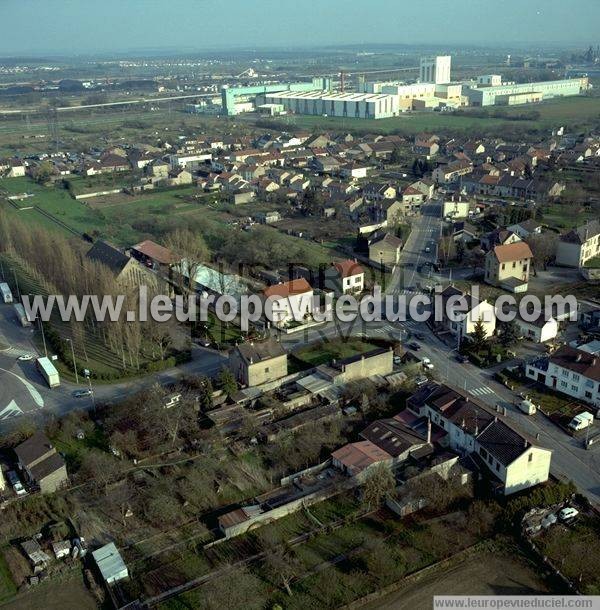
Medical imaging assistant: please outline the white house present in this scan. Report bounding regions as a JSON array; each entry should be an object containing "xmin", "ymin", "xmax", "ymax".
[
  {"xmin": 507, "ymin": 219, "xmax": 543, "ymax": 240},
  {"xmin": 435, "ymin": 286, "xmax": 496, "ymax": 344},
  {"xmin": 263, "ymin": 278, "xmax": 314, "ymax": 326},
  {"xmin": 407, "ymin": 383, "xmax": 552, "ymax": 495},
  {"xmin": 555, "ymin": 220, "xmax": 600, "ymax": 268},
  {"xmin": 525, "ymin": 344, "xmax": 600, "ymax": 407},
  {"xmin": 515, "ymin": 311, "xmax": 559, "ymax": 344},
  {"xmin": 324, "ymin": 259, "xmax": 364, "ymax": 295}
]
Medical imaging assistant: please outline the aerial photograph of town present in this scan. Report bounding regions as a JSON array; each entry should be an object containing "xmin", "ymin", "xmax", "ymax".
[{"xmin": 0, "ymin": 1, "xmax": 599, "ymax": 608}]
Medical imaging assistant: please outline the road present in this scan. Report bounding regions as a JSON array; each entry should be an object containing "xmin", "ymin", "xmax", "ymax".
[{"xmin": 1, "ymin": 201, "xmax": 600, "ymax": 502}]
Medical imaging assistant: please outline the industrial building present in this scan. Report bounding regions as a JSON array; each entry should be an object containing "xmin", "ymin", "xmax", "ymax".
[
  {"xmin": 420, "ymin": 56, "xmax": 452, "ymax": 84},
  {"xmin": 221, "ymin": 78, "xmax": 331, "ymax": 115},
  {"xmin": 464, "ymin": 77, "xmax": 589, "ymax": 106},
  {"xmin": 263, "ymin": 90, "xmax": 400, "ymax": 119}
]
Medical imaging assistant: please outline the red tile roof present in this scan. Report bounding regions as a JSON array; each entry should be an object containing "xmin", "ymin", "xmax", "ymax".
[
  {"xmin": 332, "ymin": 440, "xmax": 391, "ymax": 475},
  {"xmin": 492, "ymin": 241, "xmax": 533, "ymax": 263},
  {"xmin": 334, "ymin": 259, "xmax": 364, "ymax": 278},
  {"xmin": 263, "ymin": 278, "xmax": 312, "ymax": 299},
  {"xmin": 132, "ymin": 240, "xmax": 179, "ymax": 265}
]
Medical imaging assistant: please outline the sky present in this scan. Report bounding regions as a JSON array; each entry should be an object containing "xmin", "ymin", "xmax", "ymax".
[{"xmin": 0, "ymin": 0, "xmax": 598, "ymax": 56}]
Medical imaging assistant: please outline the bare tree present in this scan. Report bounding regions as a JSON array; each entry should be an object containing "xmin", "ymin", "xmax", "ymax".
[{"xmin": 361, "ymin": 463, "xmax": 396, "ymax": 511}]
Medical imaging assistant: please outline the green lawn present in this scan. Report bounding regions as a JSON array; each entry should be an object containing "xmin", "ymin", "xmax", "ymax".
[
  {"xmin": 293, "ymin": 337, "xmax": 382, "ymax": 367},
  {"xmin": 0, "ymin": 550, "xmax": 17, "ymax": 604}
]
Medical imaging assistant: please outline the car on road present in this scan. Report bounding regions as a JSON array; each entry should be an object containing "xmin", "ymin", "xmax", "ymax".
[
  {"xmin": 413, "ymin": 332, "xmax": 425, "ymax": 341},
  {"xmin": 518, "ymin": 399, "xmax": 537, "ymax": 415},
  {"xmin": 456, "ymin": 354, "xmax": 469, "ymax": 363},
  {"xmin": 422, "ymin": 358, "xmax": 434, "ymax": 370},
  {"xmin": 568, "ymin": 412, "xmax": 594, "ymax": 431},
  {"xmin": 415, "ymin": 375, "xmax": 429, "ymax": 386},
  {"xmin": 17, "ymin": 354, "xmax": 33, "ymax": 361},
  {"xmin": 407, "ymin": 342, "xmax": 421, "ymax": 351},
  {"xmin": 72, "ymin": 389, "xmax": 93, "ymax": 398},
  {"xmin": 558, "ymin": 507, "xmax": 579, "ymax": 522}
]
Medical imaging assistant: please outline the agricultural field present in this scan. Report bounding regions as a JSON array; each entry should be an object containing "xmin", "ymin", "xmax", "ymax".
[{"xmin": 293, "ymin": 337, "xmax": 385, "ymax": 367}]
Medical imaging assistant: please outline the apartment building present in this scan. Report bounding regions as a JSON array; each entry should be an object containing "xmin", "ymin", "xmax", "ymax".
[
  {"xmin": 484, "ymin": 241, "xmax": 533, "ymax": 293},
  {"xmin": 555, "ymin": 220, "xmax": 600, "ymax": 268}
]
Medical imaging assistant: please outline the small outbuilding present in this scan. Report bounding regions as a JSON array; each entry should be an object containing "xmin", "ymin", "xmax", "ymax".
[{"xmin": 92, "ymin": 542, "xmax": 128, "ymax": 585}]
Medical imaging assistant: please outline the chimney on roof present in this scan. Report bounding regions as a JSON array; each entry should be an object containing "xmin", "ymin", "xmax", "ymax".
[
  {"xmin": 503, "ymin": 406, "xmax": 508, "ymax": 417},
  {"xmin": 536, "ymin": 433, "xmax": 540, "ymax": 441},
  {"xmin": 576, "ymin": 354, "xmax": 582, "ymax": 362},
  {"xmin": 427, "ymin": 417, "xmax": 432, "ymax": 444}
]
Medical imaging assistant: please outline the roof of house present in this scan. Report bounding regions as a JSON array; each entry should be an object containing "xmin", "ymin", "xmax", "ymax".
[
  {"xmin": 369, "ymin": 232, "xmax": 403, "ymax": 249},
  {"xmin": 263, "ymin": 278, "xmax": 312, "ymax": 299},
  {"xmin": 218, "ymin": 508, "xmax": 251, "ymax": 529},
  {"xmin": 86, "ymin": 241, "xmax": 131, "ymax": 274},
  {"xmin": 30, "ymin": 452, "xmax": 66, "ymax": 482},
  {"xmin": 549, "ymin": 345, "xmax": 600, "ymax": 382},
  {"xmin": 560, "ymin": 220, "xmax": 600, "ymax": 245},
  {"xmin": 235, "ymin": 339, "xmax": 286, "ymax": 365},
  {"xmin": 14, "ymin": 432, "xmax": 54, "ymax": 467},
  {"xmin": 331, "ymin": 440, "xmax": 391, "ymax": 475},
  {"xmin": 360, "ymin": 419, "xmax": 426, "ymax": 457},
  {"xmin": 477, "ymin": 419, "xmax": 531, "ymax": 466},
  {"xmin": 333, "ymin": 259, "xmax": 364, "ymax": 278},
  {"xmin": 132, "ymin": 240, "xmax": 179, "ymax": 265},
  {"xmin": 492, "ymin": 241, "xmax": 533, "ymax": 263}
]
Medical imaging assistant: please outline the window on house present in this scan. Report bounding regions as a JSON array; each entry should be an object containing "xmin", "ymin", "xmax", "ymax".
[
  {"xmin": 528, "ymin": 453, "xmax": 533, "ymax": 463},
  {"xmin": 571, "ymin": 384, "xmax": 578, "ymax": 391},
  {"xmin": 479, "ymin": 448, "xmax": 488, "ymax": 460},
  {"xmin": 265, "ymin": 367, "xmax": 270, "ymax": 373}
]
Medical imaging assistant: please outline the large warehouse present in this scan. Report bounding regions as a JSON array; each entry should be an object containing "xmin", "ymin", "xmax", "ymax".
[
  {"xmin": 464, "ymin": 77, "xmax": 589, "ymax": 106},
  {"xmin": 262, "ymin": 90, "xmax": 400, "ymax": 119}
]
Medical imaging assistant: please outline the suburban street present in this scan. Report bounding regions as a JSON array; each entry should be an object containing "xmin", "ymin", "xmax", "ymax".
[{"xmin": 1, "ymin": 200, "xmax": 600, "ymax": 503}]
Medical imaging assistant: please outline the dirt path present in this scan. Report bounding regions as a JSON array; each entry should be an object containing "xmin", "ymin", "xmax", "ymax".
[{"xmin": 363, "ymin": 551, "xmax": 550, "ymax": 610}]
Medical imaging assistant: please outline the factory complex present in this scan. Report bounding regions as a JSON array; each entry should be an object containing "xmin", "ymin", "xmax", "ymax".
[{"xmin": 216, "ymin": 55, "xmax": 589, "ymax": 119}]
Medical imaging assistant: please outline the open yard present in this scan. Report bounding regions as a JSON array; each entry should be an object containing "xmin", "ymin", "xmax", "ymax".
[
  {"xmin": 2, "ymin": 572, "xmax": 97, "ymax": 610},
  {"xmin": 364, "ymin": 549, "xmax": 551, "ymax": 610},
  {"xmin": 293, "ymin": 337, "xmax": 384, "ymax": 367}
]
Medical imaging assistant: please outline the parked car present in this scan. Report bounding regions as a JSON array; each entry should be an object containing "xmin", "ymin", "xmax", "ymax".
[
  {"xmin": 13, "ymin": 481, "xmax": 27, "ymax": 497},
  {"xmin": 393, "ymin": 355, "xmax": 402, "ymax": 365},
  {"xmin": 558, "ymin": 507, "xmax": 579, "ymax": 522},
  {"xmin": 72, "ymin": 389, "xmax": 93, "ymax": 398},
  {"xmin": 17, "ymin": 354, "xmax": 33, "ymax": 362},
  {"xmin": 414, "ymin": 332, "xmax": 425, "ymax": 341},
  {"xmin": 415, "ymin": 375, "xmax": 429, "ymax": 386},
  {"xmin": 408, "ymin": 342, "xmax": 421, "ymax": 351},
  {"xmin": 422, "ymin": 358, "xmax": 434, "ymax": 370},
  {"xmin": 456, "ymin": 354, "xmax": 469, "ymax": 363}
]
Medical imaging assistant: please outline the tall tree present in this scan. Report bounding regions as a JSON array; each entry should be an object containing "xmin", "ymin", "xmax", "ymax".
[
  {"xmin": 164, "ymin": 228, "xmax": 209, "ymax": 298},
  {"xmin": 470, "ymin": 317, "xmax": 488, "ymax": 352},
  {"xmin": 361, "ymin": 463, "xmax": 396, "ymax": 511}
]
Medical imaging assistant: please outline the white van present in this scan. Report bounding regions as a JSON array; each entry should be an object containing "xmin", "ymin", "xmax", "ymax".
[
  {"xmin": 568, "ymin": 412, "xmax": 594, "ymax": 431},
  {"xmin": 518, "ymin": 400, "xmax": 537, "ymax": 416}
]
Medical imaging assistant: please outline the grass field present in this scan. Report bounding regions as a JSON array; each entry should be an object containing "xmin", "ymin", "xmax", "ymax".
[
  {"xmin": 293, "ymin": 337, "xmax": 382, "ymax": 367},
  {"xmin": 260, "ymin": 95, "xmax": 600, "ymax": 136},
  {"xmin": 0, "ymin": 550, "xmax": 17, "ymax": 604}
]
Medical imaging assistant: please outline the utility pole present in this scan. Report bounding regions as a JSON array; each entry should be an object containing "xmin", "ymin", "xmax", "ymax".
[
  {"xmin": 38, "ymin": 317, "xmax": 48, "ymax": 357},
  {"xmin": 66, "ymin": 338, "xmax": 78, "ymax": 384}
]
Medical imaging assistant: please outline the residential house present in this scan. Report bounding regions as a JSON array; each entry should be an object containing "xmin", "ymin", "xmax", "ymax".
[
  {"xmin": 484, "ymin": 241, "xmax": 533, "ymax": 293},
  {"xmin": 229, "ymin": 190, "xmax": 256, "ymax": 205},
  {"xmin": 480, "ymin": 229, "xmax": 521, "ymax": 252},
  {"xmin": 514, "ymin": 311, "xmax": 559, "ymax": 344},
  {"xmin": 368, "ymin": 232, "xmax": 403, "ymax": 266},
  {"xmin": 363, "ymin": 182, "xmax": 396, "ymax": 201},
  {"xmin": 407, "ymin": 383, "xmax": 552, "ymax": 495},
  {"xmin": 507, "ymin": 219, "xmax": 543, "ymax": 240},
  {"xmin": 324, "ymin": 259, "xmax": 364, "ymax": 295},
  {"xmin": 434, "ymin": 285, "xmax": 496, "ymax": 344},
  {"xmin": 86, "ymin": 240, "xmax": 158, "ymax": 290},
  {"xmin": 413, "ymin": 136, "xmax": 440, "ymax": 158},
  {"xmin": 263, "ymin": 278, "xmax": 314, "ymax": 326},
  {"xmin": 229, "ymin": 339, "xmax": 288, "ymax": 387},
  {"xmin": 555, "ymin": 220, "xmax": 600, "ymax": 268},
  {"xmin": 129, "ymin": 240, "xmax": 180, "ymax": 274},
  {"xmin": 525, "ymin": 344, "xmax": 600, "ymax": 407},
  {"xmin": 401, "ymin": 187, "xmax": 426, "ymax": 209},
  {"xmin": 1, "ymin": 158, "xmax": 26, "ymax": 177},
  {"xmin": 14, "ymin": 432, "xmax": 68, "ymax": 494},
  {"xmin": 432, "ymin": 159, "xmax": 473, "ymax": 184},
  {"xmin": 410, "ymin": 178, "xmax": 435, "ymax": 199},
  {"xmin": 168, "ymin": 167, "xmax": 193, "ymax": 187}
]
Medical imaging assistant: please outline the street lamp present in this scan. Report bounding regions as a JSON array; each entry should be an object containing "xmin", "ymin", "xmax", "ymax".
[
  {"xmin": 65, "ymin": 338, "xmax": 78, "ymax": 384},
  {"xmin": 84, "ymin": 369, "xmax": 95, "ymax": 412}
]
